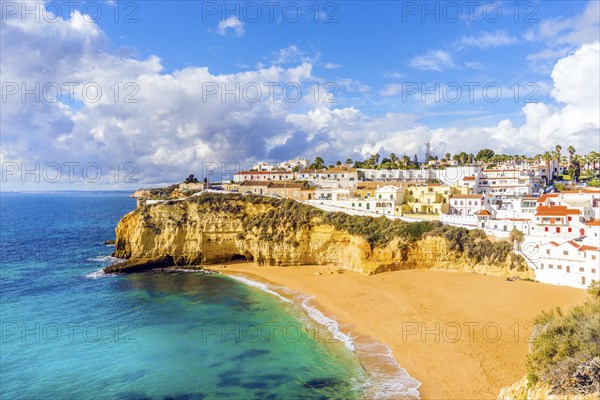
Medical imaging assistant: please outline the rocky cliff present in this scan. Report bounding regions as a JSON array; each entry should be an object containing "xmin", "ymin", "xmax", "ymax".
[
  {"xmin": 498, "ymin": 375, "xmax": 599, "ymax": 400},
  {"xmin": 110, "ymin": 193, "xmax": 533, "ymax": 276}
]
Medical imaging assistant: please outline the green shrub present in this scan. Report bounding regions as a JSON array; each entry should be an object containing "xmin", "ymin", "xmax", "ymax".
[{"xmin": 527, "ymin": 299, "xmax": 600, "ymax": 394}]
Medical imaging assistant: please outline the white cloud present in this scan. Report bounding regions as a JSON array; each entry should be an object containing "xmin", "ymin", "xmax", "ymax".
[
  {"xmin": 524, "ymin": 1, "xmax": 599, "ymax": 68},
  {"xmin": 272, "ymin": 45, "xmax": 320, "ymax": 65},
  {"xmin": 379, "ymin": 83, "xmax": 402, "ymax": 97},
  {"xmin": 457, "ymin": 30, "xmax": 517, "ymax": 49},
  {"xmin": 409, "ymin": 50, "xmax": 455, "ymax": 71},
  {"xmin": 217, "ymin": 16, "xmax": 245, "ymax": 36},
  {"xmin": 1, "ymin": 4, "xmax": 598, "ymax": 189},
  {"xmin": 323, "ymin": 62, "xmax": 341, "ymax": 69}
]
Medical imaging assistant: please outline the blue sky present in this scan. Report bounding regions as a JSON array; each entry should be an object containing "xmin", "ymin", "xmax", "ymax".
[{"xmin": 1, "ymin": 1, "xmax": 599, "ymax": 188}]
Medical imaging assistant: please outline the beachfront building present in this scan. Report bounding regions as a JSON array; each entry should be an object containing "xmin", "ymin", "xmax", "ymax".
[
  {"xmin": 332, "ymin": 185, "xmax": 404, "ymax": 215},
  {"xmin": 474, "ymin": 169, "xmax": 534, "ymax": 196},
  {"xmin": 296, "ymin": 168, "xmax": 359, "ymax": 189},
  {"xmin": 531, "ymin": 240, "xmax": 600, "ymax": 289},
  {"xmin": 398, "ymin": 184, "xmax": 470, "ymax": 218},
  {"xmin": 448, "ymin": 194, "xmax": 486, "ymax": 216},
  {"xmin": 233, "ymin": 170, "xmax": 295, "ymax": 183},
  {"xmin": 225, "ymin": 181, "xmax": 315, "ymax": 200}
]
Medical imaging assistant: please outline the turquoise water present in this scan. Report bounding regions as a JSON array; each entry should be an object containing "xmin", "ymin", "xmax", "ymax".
[{"xmin": 0, "ymin": 192, "xmax": 367, "ymax": 399}]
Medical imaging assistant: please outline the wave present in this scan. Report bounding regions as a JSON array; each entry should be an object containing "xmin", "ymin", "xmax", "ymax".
[
  {"xmin": 227, "ymin": 275, "xmax": 292, "ymax": 304},
  {"xmin": 84, "ymin": 268, "xmax": 116, "ymax": 279},
  {"xmin": 87, "ymin": 255, "xmax": 124, "ymax": 264},
  {"xmin": 227, "ymin": 273, "xmax": 421, "ymax": 399},
  {"xmin": 298, "ymin": 295, "xmax": 356, "ymax": 352}
]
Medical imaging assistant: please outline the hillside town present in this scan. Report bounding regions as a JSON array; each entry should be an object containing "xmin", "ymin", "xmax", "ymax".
[{"xmin": 136, "ymin": 146, "xmax": 600, "ymax": 290}]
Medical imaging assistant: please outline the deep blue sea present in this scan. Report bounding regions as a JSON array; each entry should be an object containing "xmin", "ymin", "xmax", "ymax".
[{"xmin": 0, "ymin": 192, "xmax": 372, "ymax": 400}]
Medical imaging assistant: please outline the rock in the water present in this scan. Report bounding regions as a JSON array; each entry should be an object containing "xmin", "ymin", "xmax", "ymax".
[{"xmin": 104, "ymin": 255, "xmax": 174, "ymax": 274}]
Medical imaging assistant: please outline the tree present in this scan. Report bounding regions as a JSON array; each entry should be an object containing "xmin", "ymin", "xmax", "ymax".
[
  {"xmin": 568, "ymin": 146, "xmax": 576, "ymax": 167},
  {"xmin": 413, "ymin": 154, "xmax": 419, "ymax": 166},
  {"xmin": 335, "ymin": 160, "xmax": 342, "ymax": 167},
  {"xmin": 475, "ymin": 148, "xmax": 495, "ymax": 162},
  {"xmin": 509, "ymin": 228, "xmax": 524, "ymax": 251},
  {"xmin": 555, "ymin": 145, "xmax": 562, "ymax": 172},
  {"xmin": 542, "ymin": 152, "xmax": 553, "ymax": 184},
  {"xmin": 345, "ymin": 158, "xmax": 353, "ymax": 165},
  {"xmin": 310, "ymin": 156, "xmax": 325, "ymax": 169},
  {"xmin": 569, "ymin": 156, "xmax": 581, "ymax": 183},
  {"xmin": 389, "ymin": 153, "xmax": 398, "ymax": 164},
  {"xmin": 184, "ymin": 174, "xmax": 199, "ymax": 184},
  {"xmin": 445, "ymin": 152, "xmax": 451, "ymax": 161}
]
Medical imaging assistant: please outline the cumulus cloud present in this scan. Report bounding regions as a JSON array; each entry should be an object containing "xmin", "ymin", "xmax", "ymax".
[
  {"xmin": 217, "ymin": 16, "xmax": 245, "ymax": 36},
  {"xmin": 1, "ymin": 4, "xmax": 598, "ymax": 189}
]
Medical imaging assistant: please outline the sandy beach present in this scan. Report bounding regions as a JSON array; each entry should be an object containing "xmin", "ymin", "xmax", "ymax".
[{"xmin": 219, "ymin": 263, "xmax": 588, "ymax": 400}]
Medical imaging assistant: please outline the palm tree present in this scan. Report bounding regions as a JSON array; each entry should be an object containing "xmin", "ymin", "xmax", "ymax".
[
  {"xmin": 542, "ymin": 151, "xmax": 553, "ymax": 184},
  {"xmin": 568, "ymin": 146, "xmax": 576, "ymax": 167},
  {"xmin": 555, "ymin": 145, "xmax": 562, "ymax": 176}
]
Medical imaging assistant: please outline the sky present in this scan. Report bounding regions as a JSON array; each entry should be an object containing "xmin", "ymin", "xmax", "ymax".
[{"xmin": 1, "ymin": 0, "xmax": 599, "ymax": 189}]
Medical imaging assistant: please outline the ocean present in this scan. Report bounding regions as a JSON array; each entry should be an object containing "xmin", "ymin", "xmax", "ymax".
[{"xmin": 0, "ymin": 191, "xmax": 420, "ymax": 399}]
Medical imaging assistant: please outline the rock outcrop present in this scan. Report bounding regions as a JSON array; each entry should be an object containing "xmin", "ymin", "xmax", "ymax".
[
  {"xmin": 108, "ymin": 193, "xmax": 533, "ymax": 276},
  {"xmin": 498, "ymin": 375, "xmax": 600, "ymax": 400}
]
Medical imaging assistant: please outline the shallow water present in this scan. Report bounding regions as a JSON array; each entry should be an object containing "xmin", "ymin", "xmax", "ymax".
[{"xmin": 0, "ymin": 192, "xmax": 367, "ymax": 399}]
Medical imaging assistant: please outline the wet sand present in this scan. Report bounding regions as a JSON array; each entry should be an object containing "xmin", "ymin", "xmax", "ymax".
[{"xmin": 219, "ymin": 263, "xmax": 588, "ymax": 399}]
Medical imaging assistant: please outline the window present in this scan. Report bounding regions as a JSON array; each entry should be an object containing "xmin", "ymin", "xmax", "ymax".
[
  {"xmin": 568, "ymin": 216, "xmax": 572, "ymax": 221},
  {"xmin": 546, "ymin": 249, "xmax": 550, "ymax": 255},
  {"xmin": 558, "ymin": 265, "xmax": 562, "ymax": 270},
  {"xmin": 579, "ymin": 267, "xmax": 585, "ymax": 272},
  {"xmin": 592, "ymin": 255, "xmax": 597, "ymax": 260},
  {"xmin": 563, "ymin": 251, "xmax": 569, "ymax": 256},
  {"xmin": 556, "ymin": 227, "xmax": 561, "ymax": 233},
  {"xmin": 545, "ymin": 227, "xmax": 549, "ymax": 232},
  {"xmin": 592, "ymin": 269, "xmax": 597, "ymax": 274},
  {"xmin": 549, "ymin": 264, "xmax": 553, "ymax": 269},
  {"xmin": 568, "ymin": 228, "xmax": 572, "ymax": 232}
]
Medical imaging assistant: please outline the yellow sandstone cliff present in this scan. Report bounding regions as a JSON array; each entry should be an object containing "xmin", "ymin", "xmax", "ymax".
[{"xmin": 111, "ymin": 193, "xmax": 533, "ymax": 277}]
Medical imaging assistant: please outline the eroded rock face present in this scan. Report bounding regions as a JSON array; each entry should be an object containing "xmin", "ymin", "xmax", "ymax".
[
  {"xmin": 112, "ymin": 196, "xmax": 533, "ymax": 276},
  {"xmin": 498, "ymin": 375, "xmax": 600, "ymax": 400}
]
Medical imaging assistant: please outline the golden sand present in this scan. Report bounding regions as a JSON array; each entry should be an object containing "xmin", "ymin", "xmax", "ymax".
[{"xmin": 219, "ymin": 263, "xmax": 588, "ymax": 400}]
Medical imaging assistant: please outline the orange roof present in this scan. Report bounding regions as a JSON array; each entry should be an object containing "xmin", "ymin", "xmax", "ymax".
[
  {"xmin": 567, "ymin": 240, "xmax": 581, "ymax": 248},
  {"xmin": 537, "ymin": 193, "xmax": 559, "ymax": 202},
  {"xmin": 476, "ymin": 210, "xmax": 492, "ymax": 216},
  {"xmin": 585, "ymin": 220, "xmax": 600, "ymax": 226},
  {"xmin": 535, "ymin": 205, "xmax": 580, "ymax": 216},
  {"xmin": 463, "ymin": 176, "xmax": 476, "ymax": 181},
  {"xmin": 579, "ymin": 245, "xmax": 599, "ymax": 252}
]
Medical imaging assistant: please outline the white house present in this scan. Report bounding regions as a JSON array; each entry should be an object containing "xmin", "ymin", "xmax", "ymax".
[
  {"xmin": 531, "ymin": 240, "xmax": 599, "ymax": 289},
  {"xmin": 448, "ymin": 194, "xmax": 485, "ymax": 216},
  {"xmin": 474, "ymin": 169, "xmax": 534, "ymax": 196},
  {"xmin": 233, "ymin": 170, "xmax": 294, "ymax": 182}
]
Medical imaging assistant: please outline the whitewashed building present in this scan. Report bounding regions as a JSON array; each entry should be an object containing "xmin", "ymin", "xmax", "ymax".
[{"xmin": 531, "ymin": 240, "xmax": 600, "ymax": 289}]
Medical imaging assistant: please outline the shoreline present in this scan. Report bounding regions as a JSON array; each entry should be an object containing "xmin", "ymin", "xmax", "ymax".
[
  {"xmin": 222, "ymin": 266, "xmax": 422, "ymax": 400},
  {"xmin": 214, "ymin": 262, "xmax": 587, "ymax": 399}
]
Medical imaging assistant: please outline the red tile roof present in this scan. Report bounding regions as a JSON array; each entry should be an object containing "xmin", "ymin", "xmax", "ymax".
[
  {"xmin": 579, "ymin": 245, "xmax": 599, "ymax": 252},
  {"xmin": 585, "ymin": 220, "xmax": 600, "ymax": 226},
  {"xmin": 476, "ymin": 210, "xmax": 493, "ymax": 216},
  {"xmin": 463, "ymin": 176, "xmax": 476, "ymax": 181},
  {"xmin": 535, "ymin": 205, "xmax": 580, "ymax": 216},
  {"xmin": 537, "ymin": 193, "xmax": 560, "ymax": 203}
]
